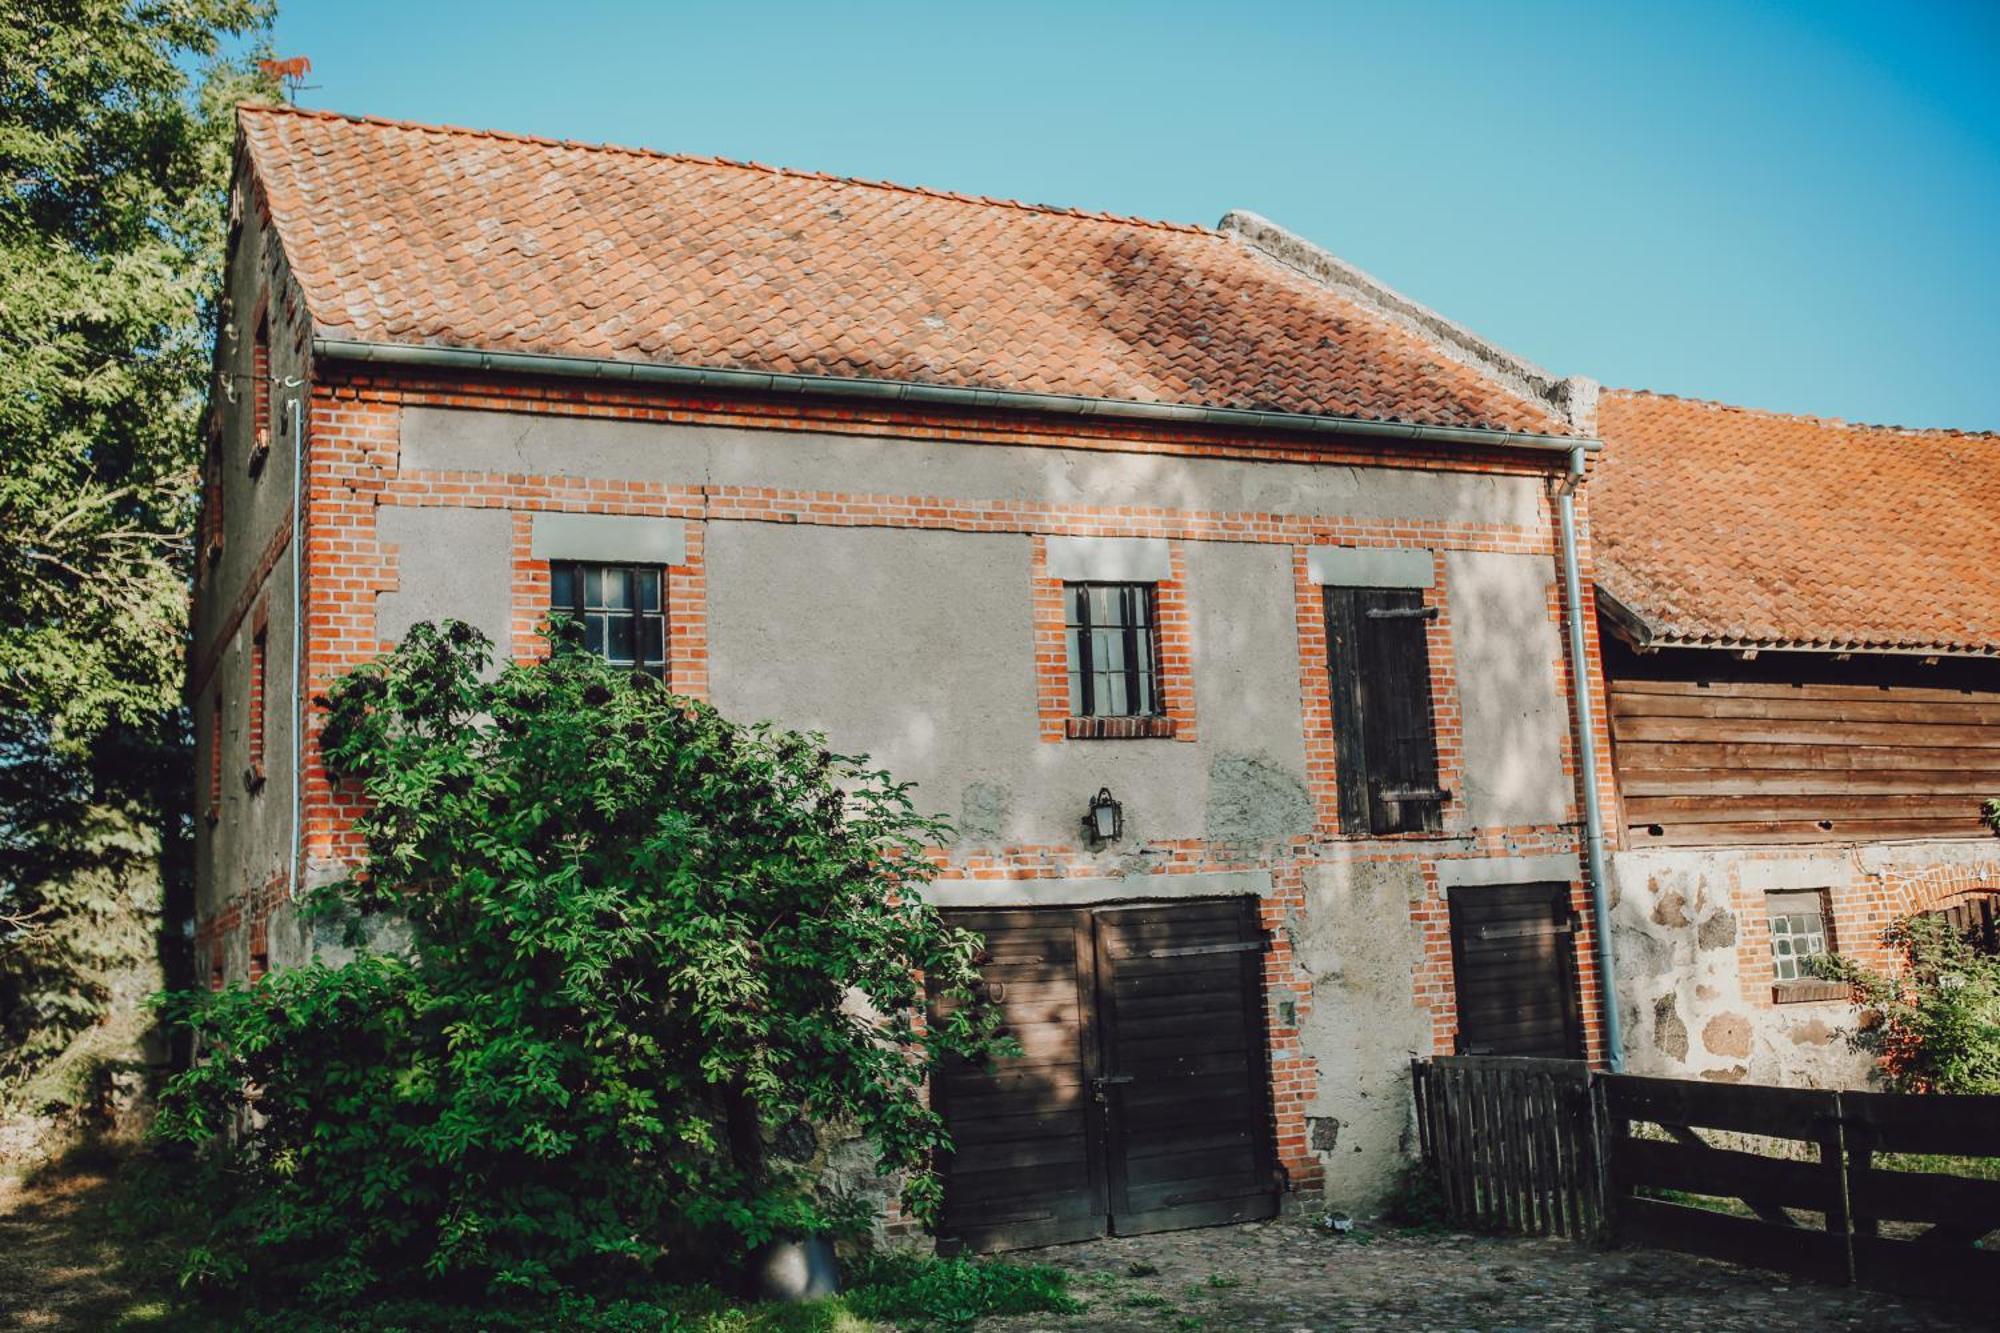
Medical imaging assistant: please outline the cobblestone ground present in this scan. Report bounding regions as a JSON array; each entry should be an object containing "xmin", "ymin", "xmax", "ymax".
[{"xmin": 978, "ymin": 1216, "xmax": 1985, "ymax": 1332}]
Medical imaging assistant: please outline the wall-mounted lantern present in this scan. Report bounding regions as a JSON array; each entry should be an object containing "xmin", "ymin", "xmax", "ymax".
[{"xmin": 1084, "ymin": 787, "xmax": 1123, "ymax": 845}]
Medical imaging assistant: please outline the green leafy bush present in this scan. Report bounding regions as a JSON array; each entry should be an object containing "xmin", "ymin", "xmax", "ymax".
[
  {"xmin": 153, "ymin": 622, "xmax": 1004, "ymax": 1310},
  {"xmin": 1812, "ymin": 912, "xmax": 2000, "ymax": 1093}
]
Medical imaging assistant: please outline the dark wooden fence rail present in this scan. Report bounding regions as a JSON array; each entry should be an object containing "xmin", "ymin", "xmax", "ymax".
[
  {"xmin": 1414, "ymin": 1061, "xmax": 2000, "ymax": 1305},
  {"xmin": 1597, "ymin": 1075, "xmax": 1850, "ymax": 1284},
  {"xmin": 1409, "ymin": 1055, "xmax": 1601, "ymax": 1239},
  {"xmin": 1594, "ymin": 1074, "xmax": 2000, "ymax": 1304},
  {"xmin": 1830, "ymin": 1091, "xmax": 2000, "ymax": 1303}
]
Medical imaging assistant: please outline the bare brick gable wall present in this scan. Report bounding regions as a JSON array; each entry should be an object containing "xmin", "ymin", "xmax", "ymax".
[{"xmin": 188, "ymin": 357, "xmax": 1620, "ymax": 1220}]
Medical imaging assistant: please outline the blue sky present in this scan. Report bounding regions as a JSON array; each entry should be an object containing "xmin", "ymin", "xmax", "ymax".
[{"xmin": 259, "ymin": 1, "xmax": 2000, "ymax": 430}]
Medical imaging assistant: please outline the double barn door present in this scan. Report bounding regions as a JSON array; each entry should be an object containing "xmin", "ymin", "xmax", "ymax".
[{"xmin": 932, "ymin": 899, "xmax": 1279, "ymax": 1252}]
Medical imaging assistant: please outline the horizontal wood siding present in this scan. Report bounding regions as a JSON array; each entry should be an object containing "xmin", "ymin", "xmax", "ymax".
[{"xmin": 1609, "ymin": 677, "xmax": 2000, "ymax": 846}]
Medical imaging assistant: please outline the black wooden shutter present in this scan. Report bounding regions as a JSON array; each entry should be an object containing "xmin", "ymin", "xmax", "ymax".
[{"xmin": 1325, "ymin": 587, "xmax": 1443, "ymax": 835}]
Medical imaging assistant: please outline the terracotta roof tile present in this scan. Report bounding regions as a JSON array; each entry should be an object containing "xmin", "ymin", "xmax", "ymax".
[
  {"xmin": 237, "ymin": 104, "xmax": 1572, "ymax": 437},
  {"xmin": 1592, "ymin": 389, "xmax": 2000, "ymax": 656}
]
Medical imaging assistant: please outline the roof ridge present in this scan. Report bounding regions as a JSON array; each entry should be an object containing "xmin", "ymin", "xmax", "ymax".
[
  {"xmin": 237, "ymin": 102, "xmax": 1213, "ymax": 236},
  {"xmin": 1607, "ymin": 386, "xmax": 2000, "ymax": 442},
  {"xmin": 1219, "ymin": 210, "xmax": 1596, "ymax": 434}
]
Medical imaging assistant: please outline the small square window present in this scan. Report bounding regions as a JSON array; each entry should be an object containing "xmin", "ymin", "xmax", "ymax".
[
  {"xmin": 550, "ymin": 561, "xmax": 668, "ymax": 679},
  {"xmin": 1064, "ymin": 582, "xmax": 1161, "ymax": 721},
  {"xmin": 1767, "ymin": 890, "xmax": 1844, "ymax": 1002}
]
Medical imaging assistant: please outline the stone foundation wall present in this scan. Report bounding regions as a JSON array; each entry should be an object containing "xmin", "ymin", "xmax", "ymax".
[{"xmin": 1607, "ymin": 839, "xmax": 2000, "ymax": 1086}]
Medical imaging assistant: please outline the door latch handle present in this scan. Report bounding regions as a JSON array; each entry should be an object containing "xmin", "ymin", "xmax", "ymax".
[{"xmin": 1091, "ymin": 1074, "xmax": 1134, "ymax": 1102}]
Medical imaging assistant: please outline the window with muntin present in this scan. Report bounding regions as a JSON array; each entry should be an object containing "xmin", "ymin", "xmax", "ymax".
[{"xmin": 550, "ymin": 562, "xmax": 668, "ymax": 679}]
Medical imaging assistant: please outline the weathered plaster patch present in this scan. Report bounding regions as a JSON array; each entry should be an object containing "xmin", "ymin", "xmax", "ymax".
[
  {"xmin": 957, "ymin": 782, "xmax": 1010, "ymax": 843},
  {"xmin": 1653, "ymin": 992, "xmax": 1688, "ymax": 1060},
  {"xmin": 1206, "ymin": 753, "xmax": 1314, "ymax": 844},
  {"xmin": 1696, "ymin": 908, "xmax": 1737, "ymax": 951},
  {"xmin": 1702, "ymin": 1013, "xmax": 1751, "ymax": 1059},
  {"xmin": 1651, "ymin": 890, "xmax": 1690, "ymax": 928}
]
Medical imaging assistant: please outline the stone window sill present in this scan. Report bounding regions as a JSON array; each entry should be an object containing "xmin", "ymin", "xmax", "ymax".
[
  {"xmin": 1065, "ymin": 715, "xmax": 1177, "ymax": 741},
  {"xmin": 1772, "ymin": 979, "xmax": 1851, "ymax": 1005}
]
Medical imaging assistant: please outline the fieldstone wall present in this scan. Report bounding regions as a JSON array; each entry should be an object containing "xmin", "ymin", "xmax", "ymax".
[{"xmin": 1607, "ymin": 840, "xmax": 2000, "ymax": 1086}]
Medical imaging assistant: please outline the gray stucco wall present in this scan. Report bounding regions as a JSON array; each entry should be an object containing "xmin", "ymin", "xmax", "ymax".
[
  {"xmin": 703, "ymin": 524, "xmax": 1314, "ymax": 853},
  {"xmin": 374, "ymin": 506, "xmax": 516, "ymax": 653},
  {"xmin": 192, "ymin": 549, "xmax": 299, "ymax": 931},
  {"xmin": 1444, "ymin": 550, "xmax": 1570, "ymax": 830},
  {"xmin": 191, "ymin": 188, "xmax": 311, "ymax": 936},
  {"xmin": 196, "ymin": 389, "xmax": 1602, "ymax": 1219},
  {"xmin": 1292, "ymin": 858, "xmax": 1428, "ymax": 1207},
  {"xmin": 399, "ymin": 408, "xmax": 1551, "ymax": 530}
]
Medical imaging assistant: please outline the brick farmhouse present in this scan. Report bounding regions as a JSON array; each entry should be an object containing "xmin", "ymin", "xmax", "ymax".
[{"xmin": 192, "ymin": 104, "xmax": 1998, "ymax": 1244}]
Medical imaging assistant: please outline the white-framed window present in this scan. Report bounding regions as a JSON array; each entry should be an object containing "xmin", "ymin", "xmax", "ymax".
[{"xmin": 1767, "ymin": 889, "xmax": 1831, "ymax": 983}]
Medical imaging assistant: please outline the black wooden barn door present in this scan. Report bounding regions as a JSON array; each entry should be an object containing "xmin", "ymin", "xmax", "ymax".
[
  {"xmin": 1446, "ymin": 882, "xmax": 1583, "ymax": 1059},
  {"xmin": 934, "ymin": 900, "xmax": 1277, "ymax": 1251},
  {"xmin": 1092, "ymin": 899, "xmax": 1280, "ymax": 1235},
  {"xmin": 931, "ymin": 909, "xmax": 1107, "ymax": 1253}
]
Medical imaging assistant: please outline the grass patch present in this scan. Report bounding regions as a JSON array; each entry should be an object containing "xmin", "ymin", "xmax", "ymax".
[
  {"xmin": 1872, "ymin": 1153, "xmax": 2000, "ymax": 1181},
  {"xmin": 843, "ymin": 1251, "xmax": 1079, "ymax": 1329}
]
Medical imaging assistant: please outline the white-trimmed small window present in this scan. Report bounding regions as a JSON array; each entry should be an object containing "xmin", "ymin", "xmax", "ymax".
[{"xmin": 1767, "ymin": 890, "xmax": 1843, "ymax": 1002}]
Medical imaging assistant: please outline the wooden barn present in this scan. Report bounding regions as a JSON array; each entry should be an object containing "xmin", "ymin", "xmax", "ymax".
[{"xmin": 1589, "ymin": 389, "xmax": 2000, "ymax": 1085}]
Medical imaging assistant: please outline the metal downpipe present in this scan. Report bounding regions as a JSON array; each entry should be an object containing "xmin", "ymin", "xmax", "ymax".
[
  {"xmin": 287, "ymin": 385, "xmax": 305, "ymax": 902},
  {"xmin": 1557, "ymin": 445, "xmax": 1624, "ymax": 1071}
]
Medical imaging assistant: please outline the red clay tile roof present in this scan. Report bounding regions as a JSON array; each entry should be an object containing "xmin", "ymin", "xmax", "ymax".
[
  {"xmin": 1592, "ymin": 389, "xmax": 2000, "ymax": 656},
  {"xmin": 237, "ymin": 104, "xmax": 1573, "ymax": 437}
]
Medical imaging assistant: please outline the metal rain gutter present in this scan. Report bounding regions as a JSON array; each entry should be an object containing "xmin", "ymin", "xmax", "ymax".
[
  {"xmin": 1556, "ymin": 445, "xmax": 1624, "ymax": 1072},
  {"xmin": 311, "ymin": 338, "xmax": 1603, "ymax": 456}
]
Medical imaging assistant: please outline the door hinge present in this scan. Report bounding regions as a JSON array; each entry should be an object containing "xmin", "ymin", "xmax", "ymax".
[
  {"xmin": 1477, "ymin": 919, "xmax": 1576, "ymax": 940},
  {"xmin": 1372, "ymin": 784, "xmax": 1451, "ymax": 803}
]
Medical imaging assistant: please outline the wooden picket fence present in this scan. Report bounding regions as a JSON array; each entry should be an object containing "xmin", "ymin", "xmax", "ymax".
[
  {"xmin": 1412, "ymin": 1057, "xmax": 2000, "ymax": 1306},
  {"xmin": 1409, "ymin": 1055, "xmax": 1601, "ymax": 1239}
]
